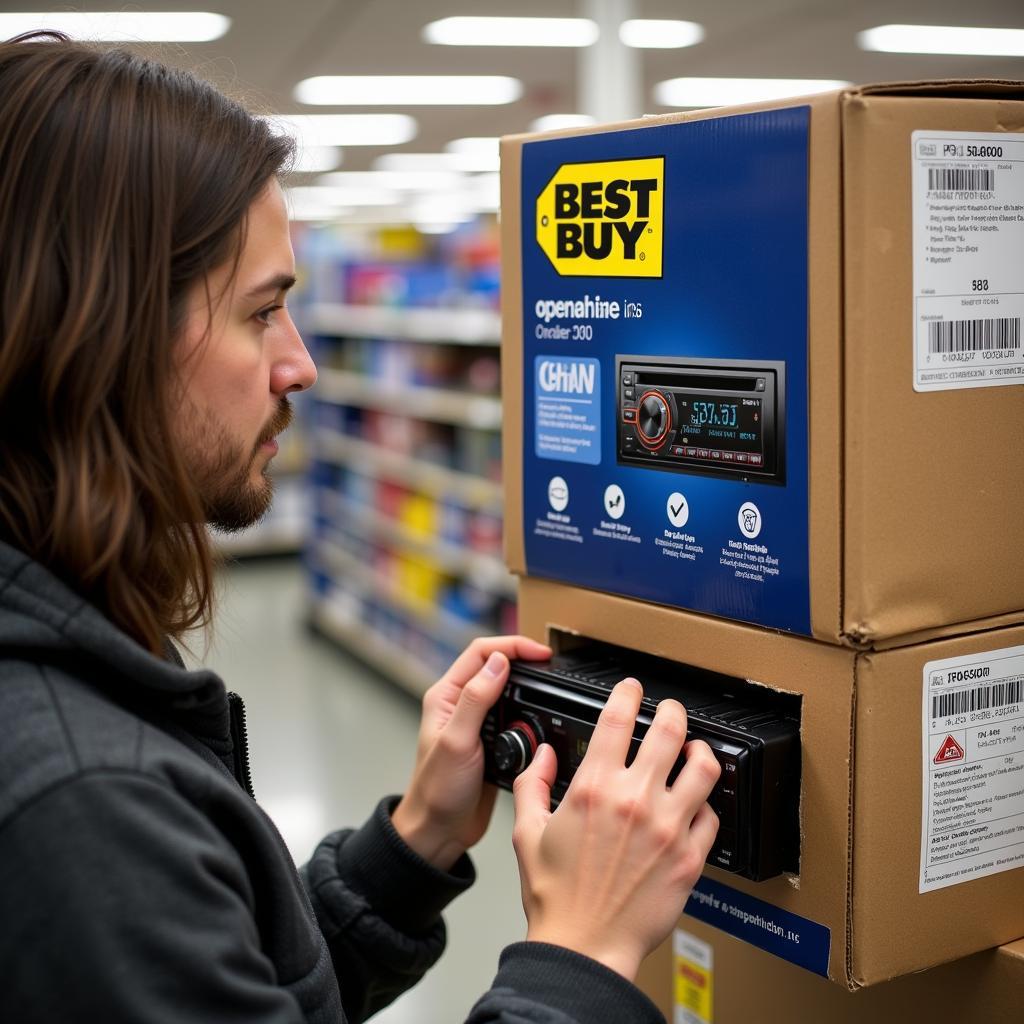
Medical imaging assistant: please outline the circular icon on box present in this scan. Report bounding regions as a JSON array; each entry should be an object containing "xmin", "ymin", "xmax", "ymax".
[
  {"xmin": 666, "ymin": 492, "xmax": 689, "ymax": 528},
  {"xmin": 603, "ymin": 484, "xmax": 626, "ymax": 520},
  {"xmin": 738, "ymin": 501, "xmax": 762, "ymax": 539},
  {"xmin": 548, "ymin": 476, "xmax": 569, "ymax": 512}
]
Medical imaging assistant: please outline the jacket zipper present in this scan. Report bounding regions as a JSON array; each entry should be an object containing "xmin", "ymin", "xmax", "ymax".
[{"xmin": 226, "ymin": 691, "xmax": 256, "ymax": 799}]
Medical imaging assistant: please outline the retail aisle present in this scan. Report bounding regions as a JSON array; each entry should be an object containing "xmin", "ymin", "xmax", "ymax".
[{"xmin": 190, "ymin": 557, "xmax": 527, "ymax": 1023}]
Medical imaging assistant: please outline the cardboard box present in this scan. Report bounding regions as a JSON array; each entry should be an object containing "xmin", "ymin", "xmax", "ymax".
[
  {"xmin": 501, "ymin": 82, "xmax": 1024, "ymax": 646},
  {"xmin": 642, "ymin": 923, "xmax": 1024, "ymax": 1023},
  {"xmin": 517, "ymin": 575, "xmax": 1024, "ymax": 987}
]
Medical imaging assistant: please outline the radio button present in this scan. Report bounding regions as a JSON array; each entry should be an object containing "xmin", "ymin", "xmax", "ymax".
[
  {"xmin": 624, "ymin": 387, "xmax": 635, "ymax": 400},
  {"xmin": 637, "ymin": 392, "xmax": 670, "ymax": 446},
  {"xmin": 622, "ymin": 408, "xmax": 637, "ymax": 423},
  {"xmin": 710, "ymin": 450, "xmax": 722, "ymax": 461},
  {"xmin": 685, "ymin": 447, "xmax": 698, "ymax": 457},
  {"xmin": 622, "ymin": 373, "xmax": 633, "ymax": 385},
  {"xmin": 494, "ymin": 719, "xmax": 541, "ymax": 775},
  {"xmin": 749, "ymin": 454, "xmax": 763, "ymax": 466},
  {"xmin": 735, "ymin": 453, "xmax": 749, "ymax": 463},
  {"xmin": 697, "ymin": 448, "xmax": 709, "ymax": 459},
  {"xmin": 721, "ymin": 451, "xmax": 735, "ymax": 462},
  {"xmin": 756, "ymin": 378, "xmax": 766, "ymax": 391}
]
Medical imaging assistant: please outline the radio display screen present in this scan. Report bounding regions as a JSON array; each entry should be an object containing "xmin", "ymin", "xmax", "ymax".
[{"xmin": 677, "ymin": 396, "xmax": 764, "ymax": 454}]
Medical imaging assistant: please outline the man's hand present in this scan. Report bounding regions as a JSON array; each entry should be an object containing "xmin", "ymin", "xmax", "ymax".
[
  {"xmin": 392, "ymin": 635, "xmax": 551, "ymax": 872},
  {"xmin": 512, "ymin": 679, "xmax": 720, "ymax": 981}
]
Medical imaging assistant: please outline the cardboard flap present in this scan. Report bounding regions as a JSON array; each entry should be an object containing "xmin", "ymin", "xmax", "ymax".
[{"xmin": 851, "ymin": 79, "xmax": 1024, "ymax": 100}]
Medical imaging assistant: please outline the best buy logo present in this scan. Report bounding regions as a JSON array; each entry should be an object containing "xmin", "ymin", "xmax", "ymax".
[{"xmin": 536, "ymin": 157, "xmax": 664, "ymax": 277}]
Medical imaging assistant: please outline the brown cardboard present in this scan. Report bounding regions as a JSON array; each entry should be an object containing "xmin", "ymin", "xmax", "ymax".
[
  {"xmin": 517, "ymin": 575, "xmax": 1024, "ymax": 987},
  {"xmin": 642, "ymin": 922, "xmax": 1024, "ymax": 1023},
  {"xmin": 501, "ymin": 82, "xmax": 1024, "ymax": 648}
]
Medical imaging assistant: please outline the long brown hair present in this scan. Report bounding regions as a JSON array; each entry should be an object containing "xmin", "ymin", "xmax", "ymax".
[{"xmin": 0, "ymin": 33, "xmax": 294, "ymax": 655}]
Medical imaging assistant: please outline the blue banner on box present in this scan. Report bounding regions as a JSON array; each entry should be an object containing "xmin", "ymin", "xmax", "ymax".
[
  {"xmin": 684, "ymin": 875, "xmax": 831, "ymax": 977},
  {"xmin": 520, "ymin": 108, "xmax": 812, "ymax": 634}
]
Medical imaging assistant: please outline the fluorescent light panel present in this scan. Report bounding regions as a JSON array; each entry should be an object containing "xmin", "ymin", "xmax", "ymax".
[
  {"xmin": 530, "ymin": 114, "xmax": 597, "ymax": 133},
  {"xmin": 293, "ymin": 145, "xmax": 343, "ymax": 174},
  {"xmin": 318, "ymin": 170, "xmax": 465, "ymax": 192},
  {"xmin": 859, "ymin": 24, "xmax": 1024, "ymax": 56},
  {"xmin": 619, "ymin": 19, "xmax": 704, "ymax": 49},
  {"xmin": 373, "ymin": 151, "xmax": 500, "ymax": 174},
  {"xmin": 423, "ymin": 16, "xmax": 598, "ymax": 47},
  {"xmin": 266, "ymin": 114, "xmax": 416, "ymax": 147},
  {"xmin": 295, "ymin": 75, "xmax": 522, "ymax": 106},
  {"xmin": 0, "ymin": 11, "xmax": 230, "ymax": 41},
  {"xmin": 288, "ymin": 185, "xmax": 400, "ymax": 208},
  {"xmin": 655, "ymin": 77, "xmax": 850, "ymax": 107}
]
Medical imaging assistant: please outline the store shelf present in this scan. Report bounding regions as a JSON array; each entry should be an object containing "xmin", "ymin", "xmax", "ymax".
[
  {"xmin": 316, "ymin": 368, "xmax": 502, "ymax": 430},
  {"xmin": 316, "ymin": 429, "xmax": 504, "ymax": 512},
  {"xmin": 309, "ymin": 597, "xmax": 435, "ymax": 697},
  {"xmin": 319, "ymin": 490, "xmax": 514, "ymax": 598},
  {"xmin": 306, "ymin": 303, "xmax": 500, "ymax": 346},
  {"xmin": 314, "ymin": 535, "xmax": 485, "ymax": 652}
]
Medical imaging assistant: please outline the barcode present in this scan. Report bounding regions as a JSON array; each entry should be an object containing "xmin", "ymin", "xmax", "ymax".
[
  {"xmin": 932, "ymin": 679, "xmax": 1023, "ymax": 719},
  {"xmin": 928, "ymin": 317, "xmax": 1021, "ymax": 353},
  {"xmin": 928, "ymin": 168, "xmax": 995, "ymax": 191}
]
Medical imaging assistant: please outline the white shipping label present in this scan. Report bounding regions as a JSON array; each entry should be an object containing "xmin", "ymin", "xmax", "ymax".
[
  {"xmin": 673, "ymin": 929, "xmax": 713, "ymax": 1024},
  {"xmin": 920, "ymin": 644, "xmax": 1024, "ymax": 893},
  {"xmin": 911, "ymin": 130, "xmax": 1024, "ymax": 392}
]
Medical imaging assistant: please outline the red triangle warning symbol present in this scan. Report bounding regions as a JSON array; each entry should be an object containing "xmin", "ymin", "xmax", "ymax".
[{"xmin": 934, "ymin": 735, "xmax": 965, "ymax": 764}]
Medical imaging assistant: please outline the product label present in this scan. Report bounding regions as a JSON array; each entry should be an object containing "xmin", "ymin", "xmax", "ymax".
[
  {"xmin": 683, "ymin": 875, "xmax": 830, "ymax": 976},
  {"xmin": 521, "ymin": 109, "xmax": 812, "ymax": 634},
  {"xmin": 912, "ymin": 130, "xmax": 1024, "ymax": 391},
  {"xmin": 534, "ymin": 356, "xmax": 602, "ymax": 464},
  {"xmin": 673, "ymin": 929, "xmax": 713, "ymax": 1024},
  {"xmin": 920, "ymin": 644, "xmax": 1024, "ymax": 893}
]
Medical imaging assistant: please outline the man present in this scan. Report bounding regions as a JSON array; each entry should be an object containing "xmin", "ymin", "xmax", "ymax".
[{"xmin": 0, "ymin": 32, "xmax": 720, "ymax": 1022}]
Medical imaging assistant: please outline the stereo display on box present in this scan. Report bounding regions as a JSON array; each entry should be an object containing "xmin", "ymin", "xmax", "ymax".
[{"xmin": 617, "ymin": 355, "xmax": 786, "ymax": 485}]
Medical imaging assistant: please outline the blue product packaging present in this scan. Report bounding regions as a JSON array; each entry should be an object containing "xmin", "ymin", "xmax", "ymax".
[{"xmin": 518, "ymin": 108, "xmax": 812, "ymax": 634}]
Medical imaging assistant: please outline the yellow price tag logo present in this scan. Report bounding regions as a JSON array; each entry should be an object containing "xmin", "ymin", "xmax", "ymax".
[{"xmin": 535, "ymin": 157, "xmax": 664, "ymax": 277}]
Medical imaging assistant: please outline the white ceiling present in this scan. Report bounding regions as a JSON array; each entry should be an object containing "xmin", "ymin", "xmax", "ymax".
[{"xmin": 8, "ymin": 0, "xmax": 1024, "ymax": 172}]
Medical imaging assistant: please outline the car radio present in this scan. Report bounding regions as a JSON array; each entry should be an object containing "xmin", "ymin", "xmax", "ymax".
[
  {"xmin": 616, "ymin": 355, "xmax": 786, "ymax": 484},
  {"xmin": 482, "ymin": 642, "xmax": 801, "ymax": 881}
]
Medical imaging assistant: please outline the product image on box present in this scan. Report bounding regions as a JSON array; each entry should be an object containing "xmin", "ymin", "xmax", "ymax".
[
  {"xmin": 617, "ymin": 355, "xmax": 785, "ymax": 485},
  {"xmin": 482, "ymin": 642, "xmax": 801, "ymax": 881}
]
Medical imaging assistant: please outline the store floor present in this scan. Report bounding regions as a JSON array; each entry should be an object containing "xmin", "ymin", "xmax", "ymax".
[{"xmin": 190, "ymin": 557, "xmax": 526, "ymax": 1022}]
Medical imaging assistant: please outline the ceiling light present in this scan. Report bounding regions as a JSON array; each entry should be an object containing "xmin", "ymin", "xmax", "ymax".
[
  {"xmin": 0, "ymin": 11, "xmax": 230, "ymax": 41},
  {"xmin": 372, "ymin": 151, "xmax": 499, "ymax": 174},
  {"xmin": 445, "ymin": 137, "xmax": 500, "ymax": 155},
  {"xmin": 293, "ymin": 145, "xmax": 343, "ymax": 174},
  {"xmin": 287, "ymin": 185, "xmax": 400, "ymax": 208},
  {"xmin": 529, "ymin": 114, "xmax": 598, "ymax": 133},
  {"xmin": 654, "ymin": 77, "xmax": 850, "ymax": 108},
  {"xmin": 423, "ymin": 16, "xmax": 598, "ymax": 47},
  {"xmin": 318, "ymin": 170, "xmax": 465, "ymax": 192},
  {"xmin": 265, "ymin": 114, "xmax": 417, "ymax": 148},
  {"xmin": 858, "ymin": 24, "xmax": 1024, "ymax": 56},
  {"xmin": 444, "ymin": 137, "xmax": 501, "ymax": 172},
  {"xmin": 619, "ymin": 19, "xmax": 704, "ymax": 49},
  {"xmin": 294, "ymin": 75, "xmax": 522, "ymax": 106}
]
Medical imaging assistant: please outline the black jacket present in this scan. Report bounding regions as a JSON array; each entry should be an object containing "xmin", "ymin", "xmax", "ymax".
[{"xmin": 0, "ymin": 542, "xmax": 664, "ymax": 1023}]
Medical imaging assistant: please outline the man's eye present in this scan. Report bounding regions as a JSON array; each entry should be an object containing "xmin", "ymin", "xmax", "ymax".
[{"xmin": 254, "ymin": 304, "xmax": 283, "ymax": 327}]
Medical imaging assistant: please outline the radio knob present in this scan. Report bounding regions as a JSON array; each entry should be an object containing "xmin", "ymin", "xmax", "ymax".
[
  {"xmin": 494, "ymin": 720, "xmax": 540, "ymax": 775},
  {"xmin": 638, "ymin": 392, "xmax": 670, "ymax": 444}
]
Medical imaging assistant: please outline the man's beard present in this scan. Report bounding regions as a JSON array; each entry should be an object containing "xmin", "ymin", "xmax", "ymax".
[{"xmin": 186, "ymin": 398, "xmax": 293, "ymax": 533}]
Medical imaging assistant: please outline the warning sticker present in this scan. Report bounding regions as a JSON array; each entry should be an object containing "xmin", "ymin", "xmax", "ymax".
[
  {"xmin": 920, "ymin": 644, "xmax": 1024, "ymax": 893},
  {"xmin": 674, "ymin": 929, "xmax": 713, "ymax": 1024},
  {"xmin": 911, "ymin": 130, "xmax": 1024, "ymax": 392}
]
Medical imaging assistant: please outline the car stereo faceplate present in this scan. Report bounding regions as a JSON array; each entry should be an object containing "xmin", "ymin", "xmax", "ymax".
[{"xmin": 482, "ymin": 643, "xmax": 801, "ymax": 881}]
